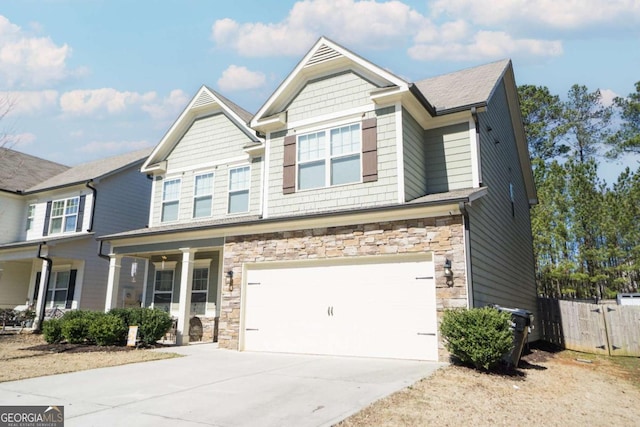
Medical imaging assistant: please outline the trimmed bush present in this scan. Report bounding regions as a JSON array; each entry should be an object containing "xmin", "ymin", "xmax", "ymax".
[
  {"xmin": 62, "ymin": 317, "xmax": 90, "ymax": 344},
  {"xmin": 440, "ymin": 307, "xmax": 513, "ymax": 370},
  {"xmin": 42, "ymin": 318, "xmax": 63, "ymax": 344},
  {"xmin": 109, "ymin": 307, "xmax": 173, "ymax": 346},
  {"xmin": 88, "ymin": 314, "xmax": 127, "ymax": 346}
]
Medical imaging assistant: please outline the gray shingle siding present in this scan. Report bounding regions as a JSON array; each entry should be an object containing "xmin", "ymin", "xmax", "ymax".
[
  {"xmin": 424, "ymin": 123, "xmax": 473, "ymax": 193},
  {"xmin": 464, "ymin": 81, "xmax": 538, "ymax": 338},
  {"xmin": 402, "ymin": 108, "xmax": 427, "ymax": 201}
]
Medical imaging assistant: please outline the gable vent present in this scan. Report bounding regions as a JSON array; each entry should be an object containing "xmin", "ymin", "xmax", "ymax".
[
  {"xmin": 193, "ymin": 91, "xmax": 215, "ymax": 108},
  {"xmin": 305, "ymin": 44, "xmax": 342, "ymax": 67}
]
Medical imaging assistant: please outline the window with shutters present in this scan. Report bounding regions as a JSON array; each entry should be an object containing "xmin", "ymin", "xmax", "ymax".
[
  {"xmin": 49, "ymin": 197, "xmax": 79, "ymax": 234},
  {"xmin": 46, "ymin": 270, "xmax": 70, "ymax": 308},
  {"xmin": 297, "ymin": 123, "xmax": 361, "ymax": 190}
]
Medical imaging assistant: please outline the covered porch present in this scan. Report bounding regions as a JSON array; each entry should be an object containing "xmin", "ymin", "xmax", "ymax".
[{"xmin": 104, "ymin": 236, "xmax": 224, "ymax": 345}]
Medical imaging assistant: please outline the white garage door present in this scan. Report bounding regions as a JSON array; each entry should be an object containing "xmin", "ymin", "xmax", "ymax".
[{"xmin": 243, "ymin": 258, "xmax": 438, "ymax": 360}]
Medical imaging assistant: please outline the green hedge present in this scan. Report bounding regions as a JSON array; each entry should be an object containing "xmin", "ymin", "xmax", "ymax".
[
  {"xmin": 440, "ymin": 307, "xmax": 513, "ymax": 370},
  {"xmin": 41, "ymin": 307, "xmax": 173, "ymax": 347}
]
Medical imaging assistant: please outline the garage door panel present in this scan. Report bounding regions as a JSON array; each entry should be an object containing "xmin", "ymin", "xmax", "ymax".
[{"xmin": 243, "ymin": 259, "xmax": 437, "ymax": 360}]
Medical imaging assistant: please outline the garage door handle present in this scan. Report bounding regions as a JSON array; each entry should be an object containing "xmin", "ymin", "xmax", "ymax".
[
  {"xmin": 417, "ymin": 332, "xmax": 436, "ymax": 336},
  {"xmin": 327, "ymin": 306, "xmax": 334, "ymax": 316},
  {"xmin": 330, "ymin": 306, "xmax": 334, "ymax": 316}
]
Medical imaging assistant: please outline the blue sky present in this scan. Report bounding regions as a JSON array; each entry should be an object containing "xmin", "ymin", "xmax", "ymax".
[{"xmin": 1, "ymin": 0, "xmax": 639, "ymax": 184}]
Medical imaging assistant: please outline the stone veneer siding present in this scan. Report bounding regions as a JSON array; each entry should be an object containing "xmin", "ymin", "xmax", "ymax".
[{"xmin": 218, "ymin": 215, "xmax": 467, "ymax": 361}]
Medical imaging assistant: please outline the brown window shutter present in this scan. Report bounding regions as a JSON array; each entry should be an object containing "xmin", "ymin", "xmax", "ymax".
[
  {"xmin": 362, "ymin": 118, "xmax": 378, "ymax": 182},
  {"xmin": 283, "ymin": 135, "xmax": 296, "ymax": 194}
]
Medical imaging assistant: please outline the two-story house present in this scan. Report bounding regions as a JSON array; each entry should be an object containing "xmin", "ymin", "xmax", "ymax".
[
  {"xmin": 0, "ymin": 148, "xmax": 152, "ymax": 328},
  {"xmin": 101, "ymin": 37, "xmax": 538, "ymax": 361}
]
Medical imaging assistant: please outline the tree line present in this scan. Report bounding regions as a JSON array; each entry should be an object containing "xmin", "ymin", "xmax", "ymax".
[{"xmin": 519, "ymin": 82, "xmax": 640, "ymax": 300}]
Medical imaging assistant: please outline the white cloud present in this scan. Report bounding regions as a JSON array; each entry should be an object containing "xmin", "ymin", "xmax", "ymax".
[
  {"xmin": 0, "ymin": 90, "xmax": 58, "ymax": 115},
  {"xmin": 79, "ymin": 139, "xmax": 154, "ymax": 154},
  {"xmin": 0, "ymin": 15, "xmax": 76, "ymax": 89},
  {"xmin": 60, "ymin": 88, "xmax": 156, "ymax": 116},
  {"xmin": 428, "ymin": 0, "xmax": 640, "ymax": 31},
  {"xmin": 141, "ymin": 89, "xmax": 189, "ymax": 121},
  {"xmin": 218, "ymin": 65, "xmax": 266, "ymax": 92},
  {"xmin": 599, "ymin": 89, "xmax": 618, "ymax": 107},
  {"xmin": 211, "ymin": 0, "xmax": 426, "ymax": 57},
  {"xmin": 409, "ymin": 30, "xmax": 563, "ymax": 61}
]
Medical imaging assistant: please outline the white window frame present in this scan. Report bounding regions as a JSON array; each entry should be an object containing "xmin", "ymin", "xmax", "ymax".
[
  {"xmin": 227, "ymin": 165, "xmax": 251, "ymax": 214},
  {"xmin": 190, "ymin": 259, "xmax": 211, "ymax": 316},
  {"xmin": 161, "ymin": 178, "xmax": 181, "ymax": 223},
  {"xmin": 152, "ymin": 261, "xmax": 176, "ymax": 313},
  {"xmin": 192, "ymin": 172, "xmax": 214, "ymax": 219},
  {"xmin": 46, "ymin": 269, "xmax": 71, "ymax": 309},
  {"xmin": 297, "ymin": 122, "xmax": 362, "ymax": 190},
  {"xmin": 49, "ymin": 197, "xmax": 79, "ymax": 235},
  {"xmin": 26, "ymin": 204, "xmax": 36, "ymax": 231}
]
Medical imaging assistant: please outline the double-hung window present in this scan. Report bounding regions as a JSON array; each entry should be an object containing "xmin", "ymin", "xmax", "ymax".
[
  {"xmin": 46, "ymin": 270, "xmax": 70, "ymax": 308},
  {"xmin": 228, "ymin": 166, "xmax": 250, "ymax": 214},
  {"xmin": 161, "ymin": 178, "xmax": 181, "ymax": 222},
  {"xmin": 153, "ymin": 266, "xmax": 175, "ymax": 313},
  {"xmin": 193, "ymin": 173, "xmax": 214, "ymax": 218},
  {"xmin": 298, "ymin": 123, "xmax": 361, "ymax": 190},
  {"xmin": 191, "ymin": 267, "xmax": 209, "ymax": 315},
  {"xmin": 49, "ymin": 197, "xmax": 79, "ymax": 234},
  {"xmin": 26, "ymin": 204, "xmax": 35, "ymax": 231}
]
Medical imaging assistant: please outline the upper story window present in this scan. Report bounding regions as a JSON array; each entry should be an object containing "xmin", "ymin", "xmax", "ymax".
[
  {"xmin": 228, "ymin": 166, "xmax": 250, "ymax": 214},
  {"xmin": 297, "ymin": 123, "xmax": 361, "ymax": 190},
  {"xmin": 193, "ymin": 173, "xmax": 214, "ymax": 218},
  {"xmin": 161, "ymin": 178, "xmax": 181, "ymax": 222},
  {"xmin": 49, "ymin": 197, "xmax": 79, "ymax": 234},
  {"xmin": 26, "ymin": 204, "xmax": 35, "ymax": 231}
]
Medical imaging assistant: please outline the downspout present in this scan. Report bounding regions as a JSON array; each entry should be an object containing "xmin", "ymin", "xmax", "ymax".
[
  {"xmin": 35, "ymin": 243, "xmax": 52, "ymax": 331},
  {"xmin": 459, "ymin": 202, "xmax": 475, "ymax": 309},
  {"xmin": 85, "ymin": 180, "xmax": 97, "ymax": 232},
  {"xmin": 97, "ymin": 240, "xmax": 111, "ymax": 261}
]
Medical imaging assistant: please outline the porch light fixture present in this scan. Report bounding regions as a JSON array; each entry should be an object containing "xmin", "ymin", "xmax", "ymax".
[
  {"xmin": 226, "ymin": 270, "xmax": 234, "ymax": 292},
  {"xmin": 444, "ymin": 259, "xmax": 453, "ymax": 286}
]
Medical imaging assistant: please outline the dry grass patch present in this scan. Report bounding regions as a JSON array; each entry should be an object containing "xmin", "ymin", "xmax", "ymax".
[
  {"xmin": 338, "ymin": 345, "xmax": 640, "ymax": 427},
  {"xmin": 0, "ymin": 332, "xmax": 180, "ymax": 383}
]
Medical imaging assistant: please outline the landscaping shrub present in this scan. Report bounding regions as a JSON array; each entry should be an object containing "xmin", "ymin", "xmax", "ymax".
[
  {"xmin": 109, "ymin": 307, "xmax": 173, "ymax": 346},
  {"xmin": 88, "ymin": 314, "xmax": 127, "ymax": 346},
  {"xmin": 440, "ymin": 307, "xmax": 513, "ymax": 370},
  {"xmin": 42, "ymin": 318, "xmax": 63, "ymax": 343},
  {"xmin": 59, "ymin": 310, "xmax": 104, "ymax": 344}
]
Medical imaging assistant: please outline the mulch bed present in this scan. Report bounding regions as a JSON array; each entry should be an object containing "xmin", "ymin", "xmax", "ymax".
[{"xmin": 22, "ymin": 342, "xmax": 172, "ymax": 354}]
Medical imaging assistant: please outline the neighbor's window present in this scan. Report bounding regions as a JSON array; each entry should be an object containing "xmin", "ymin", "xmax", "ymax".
[
  {"xmin": 153, "ymin": 269, "xmax": 174, "ymax": 313},
  {"xmin": 26, "ymin": 204, "xmax": 36, "ymax": 231},
  {"xmin": 297, "ymin": 123, "xmax": 361, "ymax": 190},
  {"xmin": 228, "ymin": 166, "xmax": 250, "ymax": 214},
  {"xmin": 49, "ymin": 197, "xmax": 79, "ymax": 234},
  {"xmin": 191, "ymin": 267, "xmax": 209, "ymax": 315},
  {"xmin": 46, "ymin": 270, "xmax": 70, "ymax": 308},
  {"xmin": 193, "ymin": 173, "xmax": 214, "ymax": 218},
  {"xmin": 161, "ymin": 178, "xmax": 181, "ymax": 222}
]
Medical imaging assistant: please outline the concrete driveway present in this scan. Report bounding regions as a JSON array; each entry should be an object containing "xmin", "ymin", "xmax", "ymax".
[{"xmin": 0, "ymin": 344, "xmax": 443, "ymax": 427}]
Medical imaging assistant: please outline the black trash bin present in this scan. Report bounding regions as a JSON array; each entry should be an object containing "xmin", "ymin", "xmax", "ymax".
[{"xmin": 490, "ymin": 305, "xmax": 534, "ymax": 367}]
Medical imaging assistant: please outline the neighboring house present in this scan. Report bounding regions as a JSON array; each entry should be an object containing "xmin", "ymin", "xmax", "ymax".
[
  {"xmin": 101, "ymin": 37, "xmax": 538, "ymax": 361},
  {"xmin": 0, "ymin": 148, "xmax": 152, "ymax": 327}
]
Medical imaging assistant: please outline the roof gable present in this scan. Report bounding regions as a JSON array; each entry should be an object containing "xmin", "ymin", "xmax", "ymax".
[
  {"xmin": 251, "ymin": 37, "xmax": 408, "ymax": 129},
  {"xmin": 142, "ymin": 86, "xmax": 260, "ymax": 173},
  {"xmin": 0, "ymin": 148, "xmax": 69, "ymax": 193}
]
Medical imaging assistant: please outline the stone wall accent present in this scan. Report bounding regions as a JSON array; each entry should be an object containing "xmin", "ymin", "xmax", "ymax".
[{"xmin": 218, "ymin": 215, "xmax": 467, "ymax": 361}]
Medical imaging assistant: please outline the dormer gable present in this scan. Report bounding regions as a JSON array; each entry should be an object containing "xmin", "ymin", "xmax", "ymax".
[{"xmin": 142, "ymin": 86, "xmax": 262, "ymax": 174}]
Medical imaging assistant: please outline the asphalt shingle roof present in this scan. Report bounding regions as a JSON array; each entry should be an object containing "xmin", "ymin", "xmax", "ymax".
[
  {"xmin": 413, "ymin": 59, "xmax": 510, "ymax": 113},
  {"xmin": 27, "ymin": 148, "xmax": 152, "ymax": 193},
  {"xmin": 0, "ymin": 148, "xmax": 69, "ymax": 192}
]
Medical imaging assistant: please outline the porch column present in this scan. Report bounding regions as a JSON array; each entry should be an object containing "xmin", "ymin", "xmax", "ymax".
[
  {"xmin": 104, "ymin": 254, "xmax": 123, "ymax": 312},
  {"xmin": 176, "ymin": 248, "xmax": 195, "ymax": 345},
  {"xmin": 34, "ymin": 258, "xmax": 50, "ymax": 330}
]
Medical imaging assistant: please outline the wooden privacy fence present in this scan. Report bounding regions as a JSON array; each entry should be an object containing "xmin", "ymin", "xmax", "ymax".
[{"xmin": 538, "ymin": 298, "xmax": 640, "ymax": 357}]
